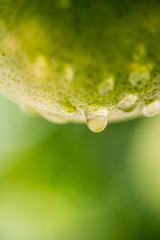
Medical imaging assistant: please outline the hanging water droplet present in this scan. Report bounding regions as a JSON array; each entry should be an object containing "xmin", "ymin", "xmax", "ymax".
[
  {"xmin": 85, "ymin": 105, "xmax": 108, "ymax": 133},
  {"xmin": 118, "ymin": 94, "xmax": 138, "ymax": 112},
  {"xmin": 129, "ymin": 64, "xmax": 150, "ymax": 88},
  {"xmin": 98, "ymin": 76, "xmax": 115, "ymax": 95},
  {"xmin": 142, "ymin": 100, "xmax": 160, "ymax": 117},
  {"xmin": 56, "ymin": 100, "xmax": 77, "ymax": 116}
]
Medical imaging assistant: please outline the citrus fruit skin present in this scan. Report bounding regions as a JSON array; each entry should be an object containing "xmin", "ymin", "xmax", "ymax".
[{"xmin": 0, "ymin": 0, "xmax": 160, "ymax": 131}]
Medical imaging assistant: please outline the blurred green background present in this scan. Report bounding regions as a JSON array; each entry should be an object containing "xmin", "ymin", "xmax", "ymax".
[{"xmin": 0, "ymin": 93, "xmax": 160, "ymax": 240}]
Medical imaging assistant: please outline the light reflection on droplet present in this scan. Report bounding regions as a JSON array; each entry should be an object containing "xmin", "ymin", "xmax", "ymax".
[
  {"xmin": 56, "ymin": 100, "xmax": 77, "ymax": 116},
  {"xmin": 98, "ymin": 76, "xmax": 115, "ymax": 95},
  {"xmin": 85, "ymin": 105, "xmax": 108, "ymax": 133},
  {"xmin": 142, "ymin": 100, "xmax": 160, "ymax": 117},
  {"xmin": 118, "ymin": 94, "xmax": 138, "ymax": 112},
  {"xmin": 129, "ymin": 64, "xmax": 150, "ymax": 88}
]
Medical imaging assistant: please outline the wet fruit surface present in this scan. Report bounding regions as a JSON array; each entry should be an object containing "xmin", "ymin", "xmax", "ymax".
[{"xmin": 0, "ymin": 0, "xmax": 160, "ymax": 132}]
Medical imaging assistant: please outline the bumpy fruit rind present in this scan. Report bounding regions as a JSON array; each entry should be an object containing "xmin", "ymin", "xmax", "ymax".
[{"xmin": 0, "ymin": 0, "xmax": 160, "ymax": 132}]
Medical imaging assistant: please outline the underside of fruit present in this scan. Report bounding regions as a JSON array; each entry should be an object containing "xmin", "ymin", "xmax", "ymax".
[{"xmin": 0, "ymin": 0, "xmax": 160, "ymax": 132}]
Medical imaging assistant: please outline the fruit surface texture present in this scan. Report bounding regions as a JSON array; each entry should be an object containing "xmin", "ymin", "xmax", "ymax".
[{"xmin": 0, "ymin": 0, "xmax": 160, "ymax": 132}]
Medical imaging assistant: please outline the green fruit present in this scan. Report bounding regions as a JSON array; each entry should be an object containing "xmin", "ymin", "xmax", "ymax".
[{"xmin": 0, "ymin": 0, "xmax": 160, "ymax": 132}]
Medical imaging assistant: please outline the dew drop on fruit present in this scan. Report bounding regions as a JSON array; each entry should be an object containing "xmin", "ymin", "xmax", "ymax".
[
  {"xmin": 118, "ymin": 94, "xmax": 138, "ymax": 112},
  {"xmin": 129, "ymin": 67, "xmax": 150, "ymax": 88},
  {"xmin": 56, "ymin": 100, "xmax": 77, "ymax": 116},
  {"xmin": 142, "ymin": 100, "xmax": 160, "ymax": 117},
  {"xmin": 98, "ymin": 76, "xmax": 114, "ymax": 95},
  {"xmin": 85, "ymin": 105, "xmax": 108, "ymax": 133}
]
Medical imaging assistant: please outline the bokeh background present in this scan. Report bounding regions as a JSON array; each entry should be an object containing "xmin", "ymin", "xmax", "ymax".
[{"xmin": 0, "ymin": 92, "xmax": 160, "ymax": 240}]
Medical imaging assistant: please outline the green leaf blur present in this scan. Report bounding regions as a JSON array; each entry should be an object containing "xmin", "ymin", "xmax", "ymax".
[{"xmin": 0, "ymin": 93, "xmax": 160, "ymax": 240}]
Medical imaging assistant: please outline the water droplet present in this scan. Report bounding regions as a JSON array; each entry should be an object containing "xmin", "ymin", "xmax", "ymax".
[
  {"xmin": 98, "ymin": 76, "xmax": 115, "ymax": 95},
  {"xmin": 118, "ymin": 94, "xmax": 138, "ymax": 112},
  {"xmin": 85, "ymin": 105, "xmax": 108, "ymax": 133},
  {"xmin": 129, "ymin": 64, "xmax": 150, "ymax": 88},
  {"xmin": 56, "ymin": 100, "xmax": 77, "ymax": 116},
  {"xmin": 142, "ymin": 100, "xmax": 160, "ymax": 117}
]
